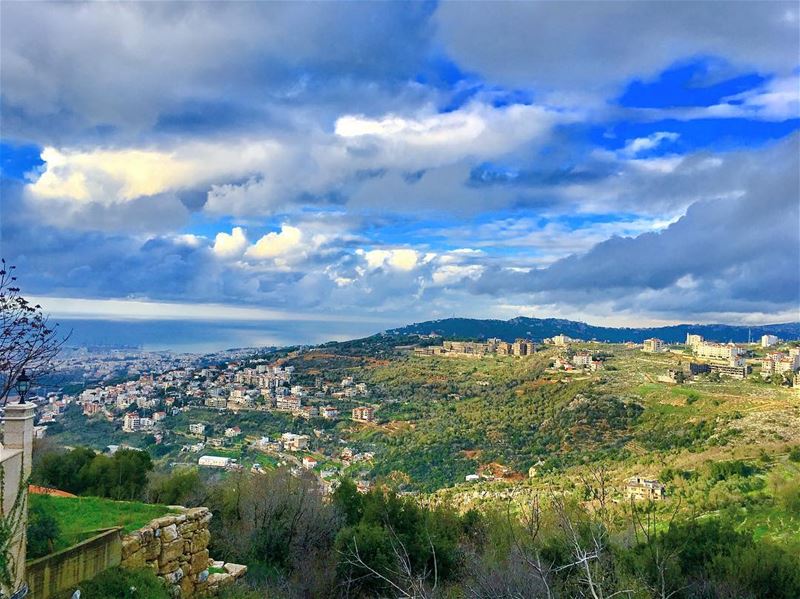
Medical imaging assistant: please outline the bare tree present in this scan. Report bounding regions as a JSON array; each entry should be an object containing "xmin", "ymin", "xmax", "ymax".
[
  {"xmin": 340, "ymin": 523, "xmax": 439, "ymax": 599},
  {"xmin": 465, "ymin": 497, "xmax": 554, "ymax": 599},
  {"xmin": 629, "ymin": 499, "xmax": 685, "ymax": 599},
  {"xmin": 0, "ymin": 261, "xmax": 68, "ymax": 404},
  {"xmin": 552, "ymin": 496, "xmax": 633, "ymax": 599}
]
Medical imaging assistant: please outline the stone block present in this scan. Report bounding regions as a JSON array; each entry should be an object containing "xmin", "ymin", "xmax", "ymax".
[
  {"xmin": 190, "ymin": 549, "xmax": 210, "ymax": 574},
  {"xmin": 159, "ymin": 559, "xmax": 180, "ymax": 575},
  {"xmin": 143, "ymin": 538, "xmax": 162, "ymax": 561},
  {"xmin": 190, "ymin": 528, "xmax": 210, "ymax": 552},
  {"xmin": 121, "ymin": 551, "xmax": 145, "ymax": 569},
  {"xmin": 178, "ymin": 521, "xmax": 198, "ymax": 535},
  {"xmin": 140, "ymin": 527, "xmax": 155, "ymax": 544},
  {"xmin": 152, "ymin": 515, "xmax": 177, "ymax": 528},
  {"xmin": 180, "ymin": 573, "xmax": 195, "ymax": 597},
  {"xmin": 160, "ymin": 539, "xmax": 185, "ymax": 565},
  {"xmin": 121, "ymin": 534, "xmax": 141, "ymax": 559},
  {"xmin": 161, "ymin": 523, "xmax": 179, "ymax": 542},
  {"xmin": 224, "ymin": 563, "xmax": 248, "ymax": 579},
  {"xmin": 164, "ymin": 567, "xmax": 184, "ymax": 584},
  {"xmin": 186, "ymin": 507, "xmax": 209, "ymax": 520}
]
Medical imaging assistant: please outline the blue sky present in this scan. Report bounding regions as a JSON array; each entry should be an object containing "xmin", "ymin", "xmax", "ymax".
[{"xmin": 1, "ymin": 1, "xmax": 798, "ymax": 346}]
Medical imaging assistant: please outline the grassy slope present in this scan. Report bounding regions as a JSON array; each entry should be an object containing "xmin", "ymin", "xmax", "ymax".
[
  {"xmin": 407, "ymin": 346, "xmax": 800, "ymax": 546},
  {"xmin": 30, "ymin": 493, "xmax": 176, "ymax": 551}
]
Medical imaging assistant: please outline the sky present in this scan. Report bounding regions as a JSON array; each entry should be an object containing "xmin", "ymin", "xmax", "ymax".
[{"xmin": 1, "ymin": 2, "xmax": 799, "ymax": 349}]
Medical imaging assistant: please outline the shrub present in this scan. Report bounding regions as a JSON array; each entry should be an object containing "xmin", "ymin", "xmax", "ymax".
[
  {"xmin": 26, "ymin": 497, "xmax": 61, "ymax": 559},
  {"xmin": 76, "ymin": 567, "xmax": 170, "ymax": 599},
  {"xmin": 708, "ymin": 460, "xmax": 757, "ymax": 481},
  {"xmin": 788, "ymin": 446, "xmax": 800, "ymax": 462}
]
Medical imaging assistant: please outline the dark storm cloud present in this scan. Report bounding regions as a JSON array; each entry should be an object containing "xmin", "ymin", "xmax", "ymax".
[{"xmin": 471, "ymin": 135, "xmax": 800, "ymax": 316}]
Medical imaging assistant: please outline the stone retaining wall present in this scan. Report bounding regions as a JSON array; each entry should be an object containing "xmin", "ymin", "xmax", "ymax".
[{"xmin": 120, "ymin": 507, "xmax": 246, "ymax": 597}]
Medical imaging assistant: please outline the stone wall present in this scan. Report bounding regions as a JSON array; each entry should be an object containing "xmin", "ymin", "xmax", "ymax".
[{"xmin": 120, "ymin": 506, "xmax": 246, "ymax": 597}]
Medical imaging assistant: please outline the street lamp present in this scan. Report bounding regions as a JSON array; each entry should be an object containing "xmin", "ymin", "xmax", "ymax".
[{"xmin": 15, "ymin": 369, "xmax": 30, "ymax": 404}]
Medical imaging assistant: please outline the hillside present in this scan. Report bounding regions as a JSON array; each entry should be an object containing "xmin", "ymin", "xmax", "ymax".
[{"xmin": 387, "ymin": 316, "xmax": 800, "ymax": 343}]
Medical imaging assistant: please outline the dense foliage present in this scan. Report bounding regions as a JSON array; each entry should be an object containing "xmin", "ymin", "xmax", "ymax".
[
  {"xmin": 33, "ymin": 446, "xmax": 153, "ymax": 500},
  {"xmin": 26, "ymin": 499, "xmax": 61, "ymax": 559},
  {"xmin": 75, "ymin": 566, "xmax": 170, "ymax": 599}
]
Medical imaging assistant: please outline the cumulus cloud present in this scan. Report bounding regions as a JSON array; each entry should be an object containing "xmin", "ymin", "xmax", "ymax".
[
  {"xmin": 3, "ymin": 2, "xmax": 797, "ymax": 330},
  {"xmin": 213, "ymin": 227, "xmax": 248, "ymax": 259},
  {"xmin": 0, "ymin": 2, "xmax": 436, "ymax": 140},
  {"xmin": 245, "ymin": 225, "xmax": 304, "ymax": 262}
]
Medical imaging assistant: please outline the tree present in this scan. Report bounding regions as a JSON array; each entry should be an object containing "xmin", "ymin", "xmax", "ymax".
[
  {"xmin": 0, "ymin": 261, "xmax": 68, "ymax": 404},
  {"xmin": 27, "ymin": 498, "xmax": 61, "ymax": 559}
]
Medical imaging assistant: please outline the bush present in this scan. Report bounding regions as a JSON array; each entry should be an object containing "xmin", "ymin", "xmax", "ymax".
[
  {"xmin": 708, "ymin": 460, "xmax": 757, "ymax": 481},
  {"xmin": 788, "ymin": 446, "xmax": 800, "ymax": 462},
  {"xmin": 33, "ymin": 447, "xmax": 153, "ymax": 500},
  {"xmin": 26, "ymin": 497, "xmax": 61, "ymax": 559},
  {"xmin": 75, "ymin": 567, "xmax": 170, "ymax": 599}
]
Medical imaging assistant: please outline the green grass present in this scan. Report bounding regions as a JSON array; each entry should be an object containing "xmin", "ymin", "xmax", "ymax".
[{"xmin": 30, "ymin": 493, "xmax": 176, "ymax": 551}]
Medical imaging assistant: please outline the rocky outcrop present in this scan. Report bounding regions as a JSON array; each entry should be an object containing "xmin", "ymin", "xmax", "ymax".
[{"xmin": 120, "ymin": 507, "xmax": 246, "ymax": 597}]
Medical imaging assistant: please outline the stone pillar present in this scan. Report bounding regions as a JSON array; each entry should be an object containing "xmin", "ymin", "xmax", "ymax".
[
  {"xmin": 2, "ymin": 401, "xmax": 36, "ymax": 596},
  {"xmin": 3, "ymin": 402, "xmax": 36, "ymax": 479}
]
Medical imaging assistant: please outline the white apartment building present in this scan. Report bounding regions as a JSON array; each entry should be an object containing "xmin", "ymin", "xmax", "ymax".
[
  {"xmin": 552, "ymin": 334, "xmax": 572, "ymax": 347},
  {"xmin": 572, "ymin": 352, "xmax": 592, "ymax": 367},
  {"xmin": 198, "ymin": 455, "xmax": 235, "ymax": 468},
  {"xmin": 281, "ymin": 433, "xmax": 309, "ymax": 451},
  {"xmin": 761, "ymin": 334, "xmax": 779, "ymax": 348},
  {"xmin": 693, "ymin": 341, "xmax": 744, "ymax": 364},
  {"xmin": 321, "ymin": 406, "xmax": 339, "ymax": 419},
  {"xmin": 643, "ymin": 338, "xmax": 665, "ymax": 353},
  {"xmin": 686, "ymin": 334, "xmax": 703, "ymax": 349},
  {"xmin": 189, "ymin": 422, "xmax": 206, "ymax": 435}
]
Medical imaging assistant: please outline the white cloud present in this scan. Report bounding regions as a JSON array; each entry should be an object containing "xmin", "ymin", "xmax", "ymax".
[
  {"xmin": 621, "ymin": 131, "xmax": 679, "ymax": 157},
  {"xmin": 27, "ymin": 141, "xmax": 282, "ymax": 206},
  {"xmin": 431, "ymin": 264, "xmax": 484, "ymax": 286},
  {"xmin": 213, "ymin": 227, "xmax": 248, "ymax": 259},
  {"xmin": 359, "ymin": 248, "xmax": 421, "ymax": 271},
  {"xmin": 245, "ymin": 225, "xmax": 303, "ymax": 261}
]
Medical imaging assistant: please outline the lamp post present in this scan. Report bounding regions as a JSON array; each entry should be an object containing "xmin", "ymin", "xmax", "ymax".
[{"xmin": 14, "ymin": 369, "xmax": 30, "ymax": 404}]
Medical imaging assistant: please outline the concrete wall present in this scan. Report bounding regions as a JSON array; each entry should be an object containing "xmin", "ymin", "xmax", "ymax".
[{"xmin": 26, "ymin": 527, "xmax": 122, "ymax": 599}]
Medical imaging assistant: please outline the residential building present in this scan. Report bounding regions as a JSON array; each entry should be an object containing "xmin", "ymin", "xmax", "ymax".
[
  {"xmin": 276, "ymin": 395, "xmax": 302, "ymax": 412},
  {"xmin": 686, "ymin": 334, "xmax": 703, "ymax": 349},
  {"xmin": 572, "ymin": 352, "xmax": 592, "ymax": 367},
  {"xmin": 198, "ymin": 455, "xmax": 235, "ymax": 468},
  {"xmin": 281, "ymin": 433, "xmax": 309, "ymax": 451},
  {"xmin": 302, "ymin": 456, "xmax": 318, "ymax": 470},
  {"xmin": 321, "ymin": 406, "xmax": 339, "ymax": 419},
  {"xmin": 761, "ymin": 334, "xmax": 779, "ymax": 348},
  {"xmin": 761, "ymin": 350, "xmax": 800, "ymax": 377},
  {"xmin": 693, "ymin": 341, "xmax": 744, "ymax": 364},
  {"xmin": 122, "ymin": 412, "xmax": 141, "ymax": 432},
  {"xmin": 189, "ymin": 423, "xmax": 206, "ymax": 436},
  {"xmin": 205, "ymin": 396, "xmax": 227, "ymax": 409},
  {"xmin": 224, "ymin": 426, "xmax": 241, "ymax": 438},
  {"xmin": 643, "ymin": 338, "xmax": 665, "ymax": 353},
  {"xmin": 352, "ymin": 406, "xmax": 376, "ymax": 422},
  {"xmin": 512, "ymin": 338, "xmax": 535, "ymax": 356},
  {"xmin": 708, "ymin": 363, "xmax": 748, "ymax": 379},
  {"xmin": 552, "ymin": 334, "xmax": 573, "ymax": 347},
  {"xmin": 626, "ymin": 477, "xmax": 666, "ymax": 501}
]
